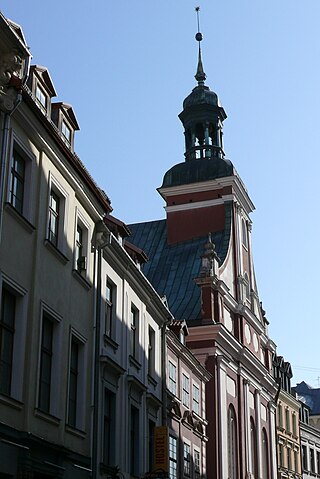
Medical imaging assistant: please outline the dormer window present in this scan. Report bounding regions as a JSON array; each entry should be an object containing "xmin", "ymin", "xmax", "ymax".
[
  {"xmin": 35, "ymin": 84, "xmax": 47, "ymax": 110},
  {"xmin": 61, "ymin": 120, "xmax": 71, "ymax": 142}
]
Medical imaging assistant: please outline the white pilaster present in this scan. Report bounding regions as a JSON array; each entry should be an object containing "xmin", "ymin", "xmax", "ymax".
[{"xmin": 217, "ymin": 356, "xmax": 228, "ymax": 479}]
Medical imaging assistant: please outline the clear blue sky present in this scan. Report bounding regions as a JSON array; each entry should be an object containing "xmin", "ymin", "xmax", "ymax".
[{"xmin": 2, "ymin": 0, "xmax": 320, "ymax": 386}]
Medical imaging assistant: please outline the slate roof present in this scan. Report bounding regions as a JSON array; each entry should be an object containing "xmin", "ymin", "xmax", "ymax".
[
  {"xmin": 293, "ymin": 381, "xmax": 320, "ymax": 415},
  {"xmin": 129, "ymin": 203, "xmax": 232, "ymax": 320}
]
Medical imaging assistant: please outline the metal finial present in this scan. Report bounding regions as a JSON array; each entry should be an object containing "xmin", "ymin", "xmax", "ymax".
[{"xmin": 194, "ymin": 6, "xmax": 206, "ymax": 85}]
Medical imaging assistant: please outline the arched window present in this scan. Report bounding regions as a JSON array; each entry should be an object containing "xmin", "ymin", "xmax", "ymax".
[
  {"xmin": 261, "ymin": 428, "xmax": 269, "ymax": 479},
  {"xmin": 228, "ymin": 405, "xmax": 238, "ymax": 479},
  {"xmin": 250, "ymin": 418, "xmax": 257, "ymax": 477}
]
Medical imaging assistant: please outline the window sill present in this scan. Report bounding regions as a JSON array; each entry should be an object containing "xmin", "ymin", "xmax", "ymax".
[
  {"xmin": 0, "ymin": 393, "xmax": 23, "ymax": 410},
  {"xmin": 34, "ymin": 408, "xmax": 60, "ymax": 426},
  {"xmin": 129, "ymin": 355, "xmax": 141, "ymax": 371},
  {"xmin": 5, "ymin": 203, "xmax": 35, "ymax": 234},
  {"xmin": 65, "ymin": 424, "xmax": 86, "ymax": 439},
  {"xmin": 104, "ymin": 334, "xmax": 119, "ymax": 351},
  {"xmin": 72, "ymin": 269, "xmax": 92, "ymax": 290},
  {"xmin": 147, "ymin": 374, "xmax": 158, "ymax": 388},
  {"xmin": 44, "ymin": 239, "xmax": 69, "ymax": 265}
]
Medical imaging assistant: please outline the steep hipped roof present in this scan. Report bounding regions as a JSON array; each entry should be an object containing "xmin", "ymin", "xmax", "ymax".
[
  {"xmin": 129, "ymin": 210, "xmax": 231, "ymax": 320},
  {"xmin": 293, "ymin": 382, "xmax": 320, "ymax": 414}
]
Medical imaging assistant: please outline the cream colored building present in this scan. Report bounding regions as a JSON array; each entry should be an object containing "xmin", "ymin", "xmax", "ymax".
[
  {"xmin": 274, "ymin": 357, "xmax": 302, "ymax": 479},
  {"xmin": 0, "ymin": 14, "xmax": 171, "ymax": 479}
]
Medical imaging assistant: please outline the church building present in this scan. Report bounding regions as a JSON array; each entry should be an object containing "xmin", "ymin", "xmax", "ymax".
[{"xmin": 129, "ymin": 21, "xmax": 278, "ymax": 479}]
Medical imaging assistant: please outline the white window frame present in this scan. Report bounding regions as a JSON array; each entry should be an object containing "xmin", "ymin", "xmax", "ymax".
[
  {"xmin": 182, "ymin": 372, "xmax": 190, "ymax": 408},
  {"xmin": 168, "ymin": 360, "xmax": 177, "ymax": 396},
  {"xmin": 35, "ymin": 82, "xmax": 47, "ymax": 111},
  {"xmin": 192, "ymin": 382, "xmax": 200, "ymax": 415},
  {"xmin": 194, "ymin": 448, "xmax": 201, "ymax": 479},
  {"xmin": 183, "ymin": 440, "xmax": 191, "ymax": 477}
]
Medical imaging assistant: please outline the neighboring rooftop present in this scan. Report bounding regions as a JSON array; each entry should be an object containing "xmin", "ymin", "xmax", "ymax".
[
  {"xmin": 293, "ymin": 381, "xmax": 320, "ymax": 415},
  {"xmin": 129, "ymin": 210, "xmax": 231, "ymax": 320}
]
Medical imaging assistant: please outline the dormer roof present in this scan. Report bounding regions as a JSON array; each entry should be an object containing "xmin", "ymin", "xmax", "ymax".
[
  {"xmin": 29, "ymin": 65, "xmax": 56, "ymax": 97},
  {"xmin": 51, "ymin": 102, "xmax": 80, "ymax": 130}
]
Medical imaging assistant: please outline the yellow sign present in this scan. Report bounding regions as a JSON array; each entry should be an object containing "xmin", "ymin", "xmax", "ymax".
[{"xmin": 154, "ymin": 426, "xmax": 169, "ymax": 473}]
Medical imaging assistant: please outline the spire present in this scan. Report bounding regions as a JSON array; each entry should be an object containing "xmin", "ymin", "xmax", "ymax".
[{"xmin": 195, "ymin": 7, "xmax": 206, "ymax": 86}]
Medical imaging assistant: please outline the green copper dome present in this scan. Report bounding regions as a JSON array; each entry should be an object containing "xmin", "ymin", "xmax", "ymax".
[{"xmin": 183, "ymin": 84, "xmax": 219, "ymax": 110}]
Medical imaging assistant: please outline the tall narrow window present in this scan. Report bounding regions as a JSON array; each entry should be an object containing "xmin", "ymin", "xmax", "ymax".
[
  {"xmin": 104, "ymin": 389, "xmax": 116, "ymax": 466},
  {"xmin": 310, "ymin": 449, "xmax": 315, "ymax": 473},
  {"xmin": 182, "ymin": 374, "xmax": 190, "ymax": 408},
  {"xmin": 0, "ymin": 288, "xmax": 16, "ymax": 395},
  {"xmin": 261, "ymin": 429, "xmax": 269, "ymax": 479},
  {"xmin": 130, "ymin": 405, "xmax": 139, "ymax": 476},
  {"xmin": 279, "ymin": 444, "xmax": 284, "ymax": 467},
  {"xmin": 35, "ymin": 84, "xmax": 47, "ymax": 109},
  {"xmin": 250, "ymin": 418, "xmax": 257, "ymax": 477},
  {"xmin": 130, "ymin": 305, "xmax": 138, "ymax": 358},
  {"xmin": 169, "ymin": 436, "xmax": 177, "ymax": 479},
  {"xmin": 75, "ymin": 225, "xmax": 83, "ymax": 271},
  {"xmin": 287, "ymin": 447, "xmax": 292, "ymax": 471},
  {"xmin": 105, "ymin": 280, "xmax": 116, "ymax": 337},
  {"xmin": 302, "ymin": 445, "xmax": 308, "ymax": 471},
  {"xmin": 10, "ymin": 149, "xmax": 25, "ymax": 215},
  {"xmin": 192, "ymin": 384, "xmax": 200, "ymax": 414},
  {"xmin": 68, "ymin": 338, "xmax": 79, "ymax": 427},
  {"xmin": 242, "ymin": 218, "xmax": 248, "ymax": 247},
  {"xmin": 194, "ymin": 449, "xmax": 200, "ymax": 479},
  {"xmin": 168, "ymin": 361, "xmax": 177, "ymax": 396},
  {"xmin": 227, "ymin": 405, "xmax": 238, "ymax": 479},
  {"xmin": 285, "ymin": 408, "xmax": 290, "ymax": 432},
  {"xmin": 148, "ymin": 419, "xmax": 155, "ymax": 472},
  {"xmin": 183, "ymin": 443, "xmax": 191, "ymax": 477},
  {"xmin": 39, "ymin": 315, "xmax": 53, "ymax": 412},
  {"xmin": 292, "ymin": 412, "xmax": 297, "ymax": 436},
  {"xmin": 48, "ymin": 190, "xmax": 60, "ymax": 247},
  {"xmin": 278, "ymin": 404, "xmax": 283, "ymax": 428},
  {"xmin": 61, "ymin": 120, "xmax": 71, "ymax": 142},
  {"xmin": 148, "ymin": 327, "xmax": 155, "ymax": 377}
]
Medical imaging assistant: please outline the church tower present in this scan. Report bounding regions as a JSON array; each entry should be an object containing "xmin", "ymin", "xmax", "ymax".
[{"xmin": 129, "ymin": 11, "xmax": 278, "ymax": 478}]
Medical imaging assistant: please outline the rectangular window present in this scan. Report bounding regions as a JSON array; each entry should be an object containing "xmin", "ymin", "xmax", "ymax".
[
  {"xmin": 294, "ymin": 450, "xmax": 298, "ymax": 472},
  {"xmin": 317, "ymin": 451, "xmax": 320, "ymax": 474},
  {"xmin": 48, "ymin": 189, "xmax": 60, "ymax": 247},
  {"xmin": 10, "ymin": 149, "xmax": 25, "ymax": 215},
  {"xmin": 279, "ymin": 444, "xmax": 284, "ymax": 467},
  {"xmin": 182, "ymin": 374, "xmax": 190, "ymax": 408},
  {"xmin": 75, "ymin": 224, "xmax": 83, "ymax": 271},
  {"xmin": 292, "ymin": 412, "xmax": 297, "ymax": 436},
  {"xmin": 169, "ymin": 436, "xmax": 177, "ymax": 479},
  {"xmin": 285, "ymin": 408, "xmax": 290, "ymax": 432},
  {"xmin": 61, "ymin": 120, "xmax": 71, "ymax": 142},
  {"xmin": 168, "ymin": 361, "xmax": 177, "ymax": 396},
  {"xmin": 0, "ymin": 288, "xmax": 16, "ymax": 395},
  {"xmin": 310, "ymin": 448, "xmax": 315, "ymax": 473},
  {"xmin": 105, "ymin": 279, "xmax": 116, "ymax": 337},
  {"xmin": 287, "ymin": 447, "xmax": 291, "ymax": 471},
  {"xmin": 67, "ymin": 338, "xmax": 79, "ymax": 427},
  {"xmin": 148, "ymin": 326, "xmax": 155, "ymax": 377},
  {"xmin": 38, "ymin": 314, "xmax": 53, "ymax": 413},
  {"xmin": 130, "ymin": 305, "xmax": 139, "ymax": 358},
  {"xmin": 148, "ymin": 419, "xmax": 155, "ymax": 472},
  {"xmin": 302, "ymin": 445, "xmax": 307, "ymax": 471},
  {"xmin": 194, "ymin": 449, "xmax": 200, "ymax": 479},
  {"xmin": 183, "ymin": 443, "xmax": 191, "ymax": 477},
  {"xmin": 130, "ymin": 405, "xmax": 139, "ymax": 476},
  {"xmin": 104, "ymin": 388, "xmax": 116, "ymax": 466},
  {"xmin": 278, "ymin": 404, "xmax": 283, "ymax": 428},
  {"xmin": 192, "ymin": 384, "xmax": 200, "ymax": 415},
  {"xmin": 35, "ymin": 84, "xmax": 47, "ymax": 109}
]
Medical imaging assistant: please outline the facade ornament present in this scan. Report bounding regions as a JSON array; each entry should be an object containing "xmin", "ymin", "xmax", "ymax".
[
  {"xmin": 0, "ymin": 51, "xmax": 23, "ymax": 113},
  {"xmin": 199, "ymin": 233, "xmax": 220, "ymax": 277}
]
